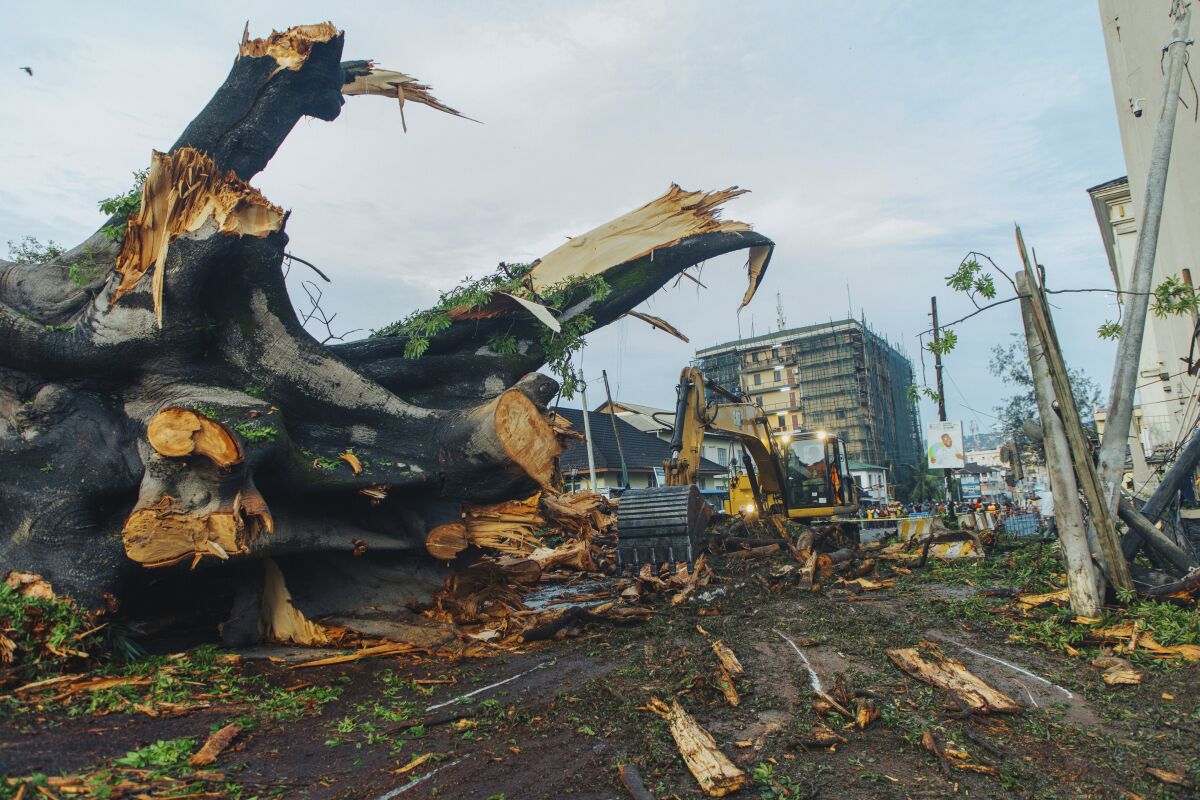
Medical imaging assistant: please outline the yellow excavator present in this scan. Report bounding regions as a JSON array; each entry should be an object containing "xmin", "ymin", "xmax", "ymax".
[{"xmin": 615, "ymin": 366, "xmax": 860, "ymax": 569}]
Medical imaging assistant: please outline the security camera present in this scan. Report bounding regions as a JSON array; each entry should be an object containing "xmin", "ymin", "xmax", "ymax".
[{"xmin": 1130, "ymin": 97, "xmax": 1144, "ymax": 117}]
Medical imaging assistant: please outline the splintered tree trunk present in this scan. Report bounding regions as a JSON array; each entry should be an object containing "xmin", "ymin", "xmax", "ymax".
[{"xmin": 0, "ymin": 23, "xmax": 773, "ymax": 641}]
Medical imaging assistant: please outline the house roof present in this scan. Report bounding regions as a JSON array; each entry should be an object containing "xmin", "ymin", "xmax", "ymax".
[
  {"xmin": 848, "ymin": 461, "xmax": 886, "ymax": 471},
  {"xmin": 1086, "ymin": 175, "xmax": 1128, "ymax": 194},
  {"xmin": 594, "ymin": 400, "xmax": 741, "ymax": 441},
  {"xmin": 553, "ymin": 407, "xmax": 725, "ymax": 475}
]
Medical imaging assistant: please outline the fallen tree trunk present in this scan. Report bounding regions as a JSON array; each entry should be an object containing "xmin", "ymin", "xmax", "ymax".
[{"xmin": 0, "ymin": 22, "xmax": 774, "ymax": 640}]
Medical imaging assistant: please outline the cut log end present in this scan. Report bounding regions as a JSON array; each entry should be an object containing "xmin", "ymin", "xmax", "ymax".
[
  {"xmin": 494, "ymin": 389, "xmax": 563, "ymax": 489},
  {"xmin": 147, "ymin": 408, "xmax": 243, "ymax": 467},
  {"xmin": 122, "ymin": 489, "xmax": 272, "ymax": 568},
  {"xmin": 426, "ymin": 522, "xmax": 468, "ymax": 561}
]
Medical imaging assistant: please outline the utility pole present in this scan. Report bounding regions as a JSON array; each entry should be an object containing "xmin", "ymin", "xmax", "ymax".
[
  {"xmin": 1097, "ymin": 3, "xmax": 1193, "ymax": 512},
  {"xmin": 1017, "ymin": 272, "xmax": 1103, "ymax": 616},
  {"xmin": 578, "ymin": 382, "xmax": 598, "ymax": 491},
  {"xmin": 601, "ymin": 369, "xmax": 630, "ymax": 489},
  {"xmin": 930, "ymin": 297, "xmax": 955, "ymax": 508}
]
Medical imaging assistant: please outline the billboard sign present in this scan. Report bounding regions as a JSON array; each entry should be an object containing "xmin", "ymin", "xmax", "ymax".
[{"xmin": 926, "ymin": 420, "xmax": 965, "ymax": 469}]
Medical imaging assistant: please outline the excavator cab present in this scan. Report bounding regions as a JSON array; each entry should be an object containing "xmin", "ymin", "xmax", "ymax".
[{"xmin": 783, "ymin": 432, "xmax": 859, "ymax": 519}]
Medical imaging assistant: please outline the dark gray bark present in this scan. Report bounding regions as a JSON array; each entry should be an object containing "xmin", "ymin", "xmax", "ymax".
[{"xmin": 0, "ymin": 24, "xmax": 774, "ymax": 637}]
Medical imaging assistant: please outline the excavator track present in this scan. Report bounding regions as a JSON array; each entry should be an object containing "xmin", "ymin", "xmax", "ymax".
[{"xmin": 615, "ymin": 485, "xmax": 712, "ymax": 571}]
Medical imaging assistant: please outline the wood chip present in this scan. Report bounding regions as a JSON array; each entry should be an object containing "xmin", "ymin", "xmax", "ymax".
[
  {"xmin": 189, "ymin": 722, "xmax": 241, "ymax": 767},
  {"xmin": 711, "ymin": 641, "xmax": 744, "ymax": 676},
  {"xmin": 887, "ymin": 643, "xmax": 1021, "ymax": 713},
  {"xmin": 664, "ymin": 699, "xmax": 748, "ymax": 797},
  {"xmin": 392, "ymin": 752, "xmax": 435, "ymax": 776},
  {"xmin": 1146, "ymin": 767, "xmax": 1189, "ymax": 786}
]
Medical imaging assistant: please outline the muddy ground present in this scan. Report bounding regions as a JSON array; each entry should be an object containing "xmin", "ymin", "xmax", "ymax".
[{"xmin": 3, "ymin": 543, "xmax": 1199, "ymax": 799}]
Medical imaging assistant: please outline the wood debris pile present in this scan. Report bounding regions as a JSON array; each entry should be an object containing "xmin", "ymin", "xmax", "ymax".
[
  {"xmin": 422, "ymin": 490, "xmax": 716, "ymax": 649},
  {"xmin": 0, "ymin": 571, "xmax": 104, "ymax": 687}
]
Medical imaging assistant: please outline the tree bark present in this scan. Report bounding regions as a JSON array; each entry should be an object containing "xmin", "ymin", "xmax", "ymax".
[{"xmin": 0, "ymin": 23, "xmax": 774, "ymax": 638}]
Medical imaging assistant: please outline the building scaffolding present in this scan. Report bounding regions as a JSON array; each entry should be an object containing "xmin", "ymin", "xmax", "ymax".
[{"xmin": 694, "ymin": 318, "xmax": 922, "ymax": 470}]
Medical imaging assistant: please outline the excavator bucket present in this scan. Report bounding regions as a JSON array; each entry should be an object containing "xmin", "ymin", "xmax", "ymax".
[{"xmin": 615, "ymin": 485, "xmax": 713, "ymax": 571}]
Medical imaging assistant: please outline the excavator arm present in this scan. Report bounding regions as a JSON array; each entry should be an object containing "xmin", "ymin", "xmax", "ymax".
[{"xmin": 616, "ymin": 365, "xmax": 858, "ymax": 570}]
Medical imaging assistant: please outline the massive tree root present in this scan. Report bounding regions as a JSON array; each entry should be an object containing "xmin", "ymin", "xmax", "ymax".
[{"xmin": 0, "ymin": 23, "xmax": 773, "ymax": 644}]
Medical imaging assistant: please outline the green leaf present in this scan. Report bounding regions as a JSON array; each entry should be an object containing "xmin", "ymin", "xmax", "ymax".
[{"xmin": 1097, "ymin": 321, "xmax": 1123, "ymax": 340}]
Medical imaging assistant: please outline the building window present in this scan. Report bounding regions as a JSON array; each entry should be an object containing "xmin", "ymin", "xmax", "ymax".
[
  {"xmin": 790, "ymin": 392, "xmax": 797, "ymax": 406},
  {"xmin": 716, "ymin": 447, "xmax": 727, "ymax": 464},
  {"xmin": 753, "ymin": 351, "xmax": 761, "ymax": 363},
  {"xmin": 777, "ymin": 414, "xmax": 786, "ymax": 429},
  {"xmin": 754, "ymin": 373, "xmax": 762, "ymax": 386},
  {"xmin": 791, "ymin": 414, "xmax": 799, "ymax": 429}
]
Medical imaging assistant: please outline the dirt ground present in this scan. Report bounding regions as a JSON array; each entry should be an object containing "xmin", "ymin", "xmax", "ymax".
[{"xmin": 3, "ymin": 544, "xmax": 1199, "ymax": 800}]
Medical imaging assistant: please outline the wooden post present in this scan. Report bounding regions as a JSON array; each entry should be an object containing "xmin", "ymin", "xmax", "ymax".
[
  {"xmin": 1096, "ymin": 4, "xmax": 1193, "ymax": 512},
  {"xmin": 1016, "ymin": 226, "xmax": 1133, "ymax": 592},
  {"xmin": 1017, "ymin": 272, "xmax": 1103, "ymax": 616},
  {"xmin": 602, "ymin": 369, "xmax": 630, "ymax": 489},
  {"xmin": 579, "ymin": 382, "xmax": 599, "ymax": 491}
]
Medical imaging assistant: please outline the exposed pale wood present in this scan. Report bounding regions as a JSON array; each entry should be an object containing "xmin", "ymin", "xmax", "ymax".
[
  {"xmin": 665, "ymin": 698, "xmax": 748, "ymax": 797},
  {"xmin": 714, "ymin": 664, "xmax": 740, "ymax": 707},
  {"xmin": 711, "ymin": 640, "xmax": 744, "ymax": 676},
  {"xmin": 342, "ymin": 64, "xmax": 472, "ymax": 126},
  {"xmin": 260, "ymin": 559, "xmax": 333, "ymax": 646},
  {"xmin": 426, "ymin": 522, "xmax": 469, "ymax": 561},
  {"xmin": 189, "ymin": 722, "xmax": 242, "ymax": 767},
  {"xmin": 493, "ymin": 390, "xmax": 564, "ymax": 490},
  {"xmin": 238, "ymin": 22, "xmax": 338, "ymax": 70},
  {"xmin": 146, "ymin": 408, "xmax": 242, "ymax": 468},
  {"xmin": 122, "ymin": 484, "xmax": 272, "ymax": 569},
  {"xmin": 114, "ymin": 147, "xmax": 284, "ymax": 325},
  {"xmin": 887, "ymin": 644, "xmax": 1021, "ymax": 713},
  {"xmin": 529, "ymin": 184, "xmax": 767, "ymax": 311}
]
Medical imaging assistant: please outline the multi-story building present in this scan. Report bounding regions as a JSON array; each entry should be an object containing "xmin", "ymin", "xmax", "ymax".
[
  {"xmin": 1090, "ymin": 1, "xmax": 1200, "ymax": 496},
  {"xmin": 693, "ymin": 319, "xmax": 923, "ymax": 472}
]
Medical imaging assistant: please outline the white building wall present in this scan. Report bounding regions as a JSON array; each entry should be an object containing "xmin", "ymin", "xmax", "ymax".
[{"xmin": 1097, "ymin": 1, "xmax": 1200, "ymax": 481}]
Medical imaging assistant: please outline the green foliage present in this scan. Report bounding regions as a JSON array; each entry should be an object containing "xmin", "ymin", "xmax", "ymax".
[
  {"xmin": 893, "ymin": 460, "xmax": 945, "ymax": 505},
  {"xmin": 0, "ymin": 580, "xmax": 99, "ymax": 681},
  {"xmin": 233, "ymin": 421, "xmax": 277, "ymax": 444},
  {"xmin": 1151, "ymin": 274, "xmax": 1199, "ymax": 319},
  {"xmin": 487, "ymin": 332, "xmax": 519, "ymax": 354},
  {"xmin": 539, "ymin": 312, "xmax": 594, "ymax": 399},
  {"xmin": 926, "ymin": 329, "xmax": 957, "ymax": 356},
  {"xmin": 1097, "ymin": 321, "xmax": 1123, "ymax": 340},
  {"xmin": 245, "ymin": 385, "xmax": 266, "ymax": 398},
  {"xmin": 906, "ymin": 384, "xmax": 940, "ymax": 404},
  {"xmin": 97, "ymin": 169, "xmax": 148, "ymax": 243},
  {"xmin": 190, "ymin": 403, "xmax": 222, "ymax": 419},
  {"xmin": 372, "ymin": 261, "xmax": 608, "ymax": 399},
  {"xmin": 989, "ymin": 335, "xmax": 1102, "ymax": 464},
  {"xmin": 113, "ymin": 737, "xmax": 196, "ymax": 769},
  {"xmin": 946, "ymin": 259, "xmax": 997, "ymax": 301},
  {"xmin": 7, "ymin": 236, "xmax": 64, "ymax": 265}
]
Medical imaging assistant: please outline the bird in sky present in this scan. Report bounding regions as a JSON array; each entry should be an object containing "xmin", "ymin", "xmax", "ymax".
[{"xmin": 20, "ymin": 67, "xmax": 32, "ymax": 76}]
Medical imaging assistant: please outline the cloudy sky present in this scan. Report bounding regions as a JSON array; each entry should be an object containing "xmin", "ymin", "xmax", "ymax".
[{"xmin": 3, "ymin": 2, "xmax": 1128, "ymax": 436}]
